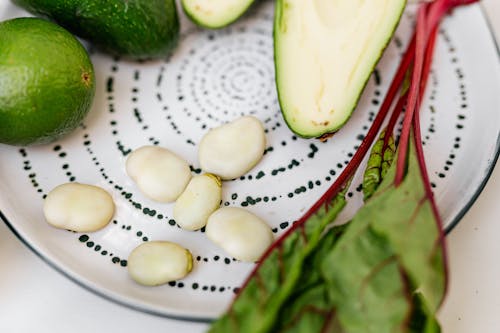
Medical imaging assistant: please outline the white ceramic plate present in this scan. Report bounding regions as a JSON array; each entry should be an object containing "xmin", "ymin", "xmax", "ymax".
[{"xmin": 1, "ymin": 0, "xmax": 499, "ymax": 322}]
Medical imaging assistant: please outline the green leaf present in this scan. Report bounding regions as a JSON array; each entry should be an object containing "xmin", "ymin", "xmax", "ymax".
[
  {"xmin": 321, "ymin": 222, "xmax": 411, "ymax": 333},
  {"xmin": 369, "ymin": 137, "xmax": 446, "ymax": 312},
  {"xmin": 208, "ymin": 188, "xmax": 349, "ymax": 333},
  {"xmin": 363, "ymin": 129, "xmax": 396, "ymax": 200},
  {"xmin": 321, "ymin": 136, "xmax": 446, "ymax": 332},
  {"xmin": 408, "ymin": 292, "xmax": 442, "ymax": 333},
  {"xmin": 275, "ymin": 226, "xmax": 346, "ymax": 333}
]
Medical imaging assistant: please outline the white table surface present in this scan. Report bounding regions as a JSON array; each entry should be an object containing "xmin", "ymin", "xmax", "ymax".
[{"xmin": 1, "ymin": 1, "xmax": 499, "ymax": 332}]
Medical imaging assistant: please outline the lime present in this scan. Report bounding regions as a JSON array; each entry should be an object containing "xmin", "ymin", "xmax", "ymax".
[{"xmin": 0, "ymin": 17, "xmax": 95, "ymax": 146}]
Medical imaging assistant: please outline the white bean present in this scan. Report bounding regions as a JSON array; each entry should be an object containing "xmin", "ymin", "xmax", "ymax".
[
  {"xmin": 43, "ymin": 183, "xmax": 115, "ymax": 232},
  {"xmin": 174, "ymin": 174, "xmax": 222, "ymax": 231},
  {"xmin": 126, "ymin": 146, "xmax": 192, "ymax": 203},
  {"xmin": 206, "ymin": 207, "xmax": 274, "ymax": 262},
  {"xmin": 198, "ymin": 116, "xmax": 266, "ymax": 180},
  {"xmin": 127, "ymin": 241, "xmax": 193, "ymax": 286}
]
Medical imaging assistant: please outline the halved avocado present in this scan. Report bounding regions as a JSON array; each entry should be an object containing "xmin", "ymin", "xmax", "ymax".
[
  {"xmin": 275, "ymin": 0, "xmax": 407, "ymax": 138},
  {"xmin": 182, "ymin": 0, "xmax": 255, "ymax": 29}
]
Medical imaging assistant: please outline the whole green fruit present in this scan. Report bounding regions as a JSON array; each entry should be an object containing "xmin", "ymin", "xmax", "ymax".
[{"xmin": 0, "ymin": 17, "xmax": 95, "ymax": 146}]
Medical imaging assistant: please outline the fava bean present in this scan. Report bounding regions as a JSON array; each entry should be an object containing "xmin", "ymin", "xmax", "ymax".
[
  {"xmin": 43, "ymin": 183, "xmax": 115, "ymax": 232},
  {"xmin": 206, "ymin": 207, "xmax": 273, "ymax": 262},
  {"xmin": 174, "ymin": 174, "xmax": 222, "ymax": 231},
  {"xmin": 198, "ymin": 116, "xmax": 266, "ymax": 180},
  {"xmin": 126, "ymin": 146, "xmax": 192, "ymax": 203},
  {"xmin": 128, "ymin": 241, "xmax": 193, "ymax": 286}
]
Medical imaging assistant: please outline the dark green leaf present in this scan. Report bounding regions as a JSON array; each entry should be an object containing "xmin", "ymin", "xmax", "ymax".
[
  {"xmin": 276, "ymin": 226, "xmax": 346, "ymax": 333},
  {"xmin": 408, "ymin": 292, "xmax": 441, "ymax": 333},
  {"xmin": 321, "ymin": 222, "xmax": 411, "ymax": 333}
]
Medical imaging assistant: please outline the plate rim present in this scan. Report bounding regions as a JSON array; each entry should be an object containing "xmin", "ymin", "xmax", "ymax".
[{"xmin": 1, "ymin": 3, "xmax": 499, "ymax": 323}]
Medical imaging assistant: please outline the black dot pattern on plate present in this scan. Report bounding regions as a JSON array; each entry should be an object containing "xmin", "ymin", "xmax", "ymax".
[
  {"xmin": 18, "ymin": 149, "xmax": 46, "ymax": 198},
  {"xmin": 422, "ymin": 70, "xmax": 439, "ymax": 146},
  {"xmin": 52, "ymin": 144, "xmax": 77, "ymax": 182},
  {"xmin": 78, "ymin": 233, "xmax": 127, "ymax": 266},
  {"xmin": 429, "ymin": 28, "xmax": 469, "ymax": 184},
  {"xmin": 173, "ymin": 26, "xmax": 277, "ymax": 125},
  {"xmin": 106, "ymin": 64, "xmax": 164, "ymax": 148},
  {"xmin": 117, "ymin": 221, "xmax": 151, "ymax": 242}
]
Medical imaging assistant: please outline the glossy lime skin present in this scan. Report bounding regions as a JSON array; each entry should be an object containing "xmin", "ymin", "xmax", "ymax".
[
  {"xmin": 13, "ymin": 0, "xmax": 180, "ymax": 59},
  {"xmin": 0, "ymin": 17, "xmax": 95, "ymax": 146}
]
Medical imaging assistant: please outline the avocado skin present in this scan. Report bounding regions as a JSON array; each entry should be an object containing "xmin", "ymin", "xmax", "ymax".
[{"xmin": 13, "ymin": 0, "xmax": 180, "ymax": 59}]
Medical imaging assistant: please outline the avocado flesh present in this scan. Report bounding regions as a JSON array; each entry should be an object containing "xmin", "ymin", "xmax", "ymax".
[
  {"xmin": 12, "ymin": 0, "xmax": 179, "ymax": 59},
  {"xmin": 275, "ymin": 0, "xmax": 407, "ymax": 138},
  {"xmin": 182, "ymin": 0, "xmax": 255, "ymax": 29}
]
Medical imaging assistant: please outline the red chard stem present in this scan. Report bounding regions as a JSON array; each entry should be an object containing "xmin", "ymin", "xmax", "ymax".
[{"xmin": 395, "ymin": 4, "xmax": 428, "ymax": 185}]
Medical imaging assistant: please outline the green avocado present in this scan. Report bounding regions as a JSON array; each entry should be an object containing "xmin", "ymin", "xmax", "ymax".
[
  {"xmin": 274, "ymin": 0, "xmax": 407, "ymax": 138},
  {"xmin": 12, "ymin": 0, "xmax": 180, "ymax": 59},
  {"xmin": 181, "ymin": 0, "xmax": 255, "ymax": 29}
]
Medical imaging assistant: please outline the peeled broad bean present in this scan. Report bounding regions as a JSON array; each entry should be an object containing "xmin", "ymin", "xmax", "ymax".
[
  {"xmin": 174, "ymin": 174, "xmax": 222, "ymax": 231},
  {"xmin": 43, "ymin": 183, "xmax": 115, "ymax": 232},
  {"xmin": 206, "ymin": 207, "xmax": 273, "ymax": 262},
  {"xmin": 127, "ymin": 241, "xmax": 193, "ymax": 286},
  {"xmin": 126, "ymin": 146, "xmax": 192, "ymax": 203},
  {"xmin": 198, "ymin": 116, "xmax": 266, "ymax": 180}
]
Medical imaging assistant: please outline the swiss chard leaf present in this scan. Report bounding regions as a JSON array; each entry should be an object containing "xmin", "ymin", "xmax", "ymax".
[
  {"xmin": 321, "ymin": 220, "xmax": 412, "ymax": 333},
  {"xmin": 275, "ymin": 225, "xmax": 346, "ymax": 333},
  {"xmin": 408, "ymin": 292, "xmax": 442, "ymax": 333},
  {"xmin": 321, "ymin": 136, "xmax": 446, "ymax": 332}
]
